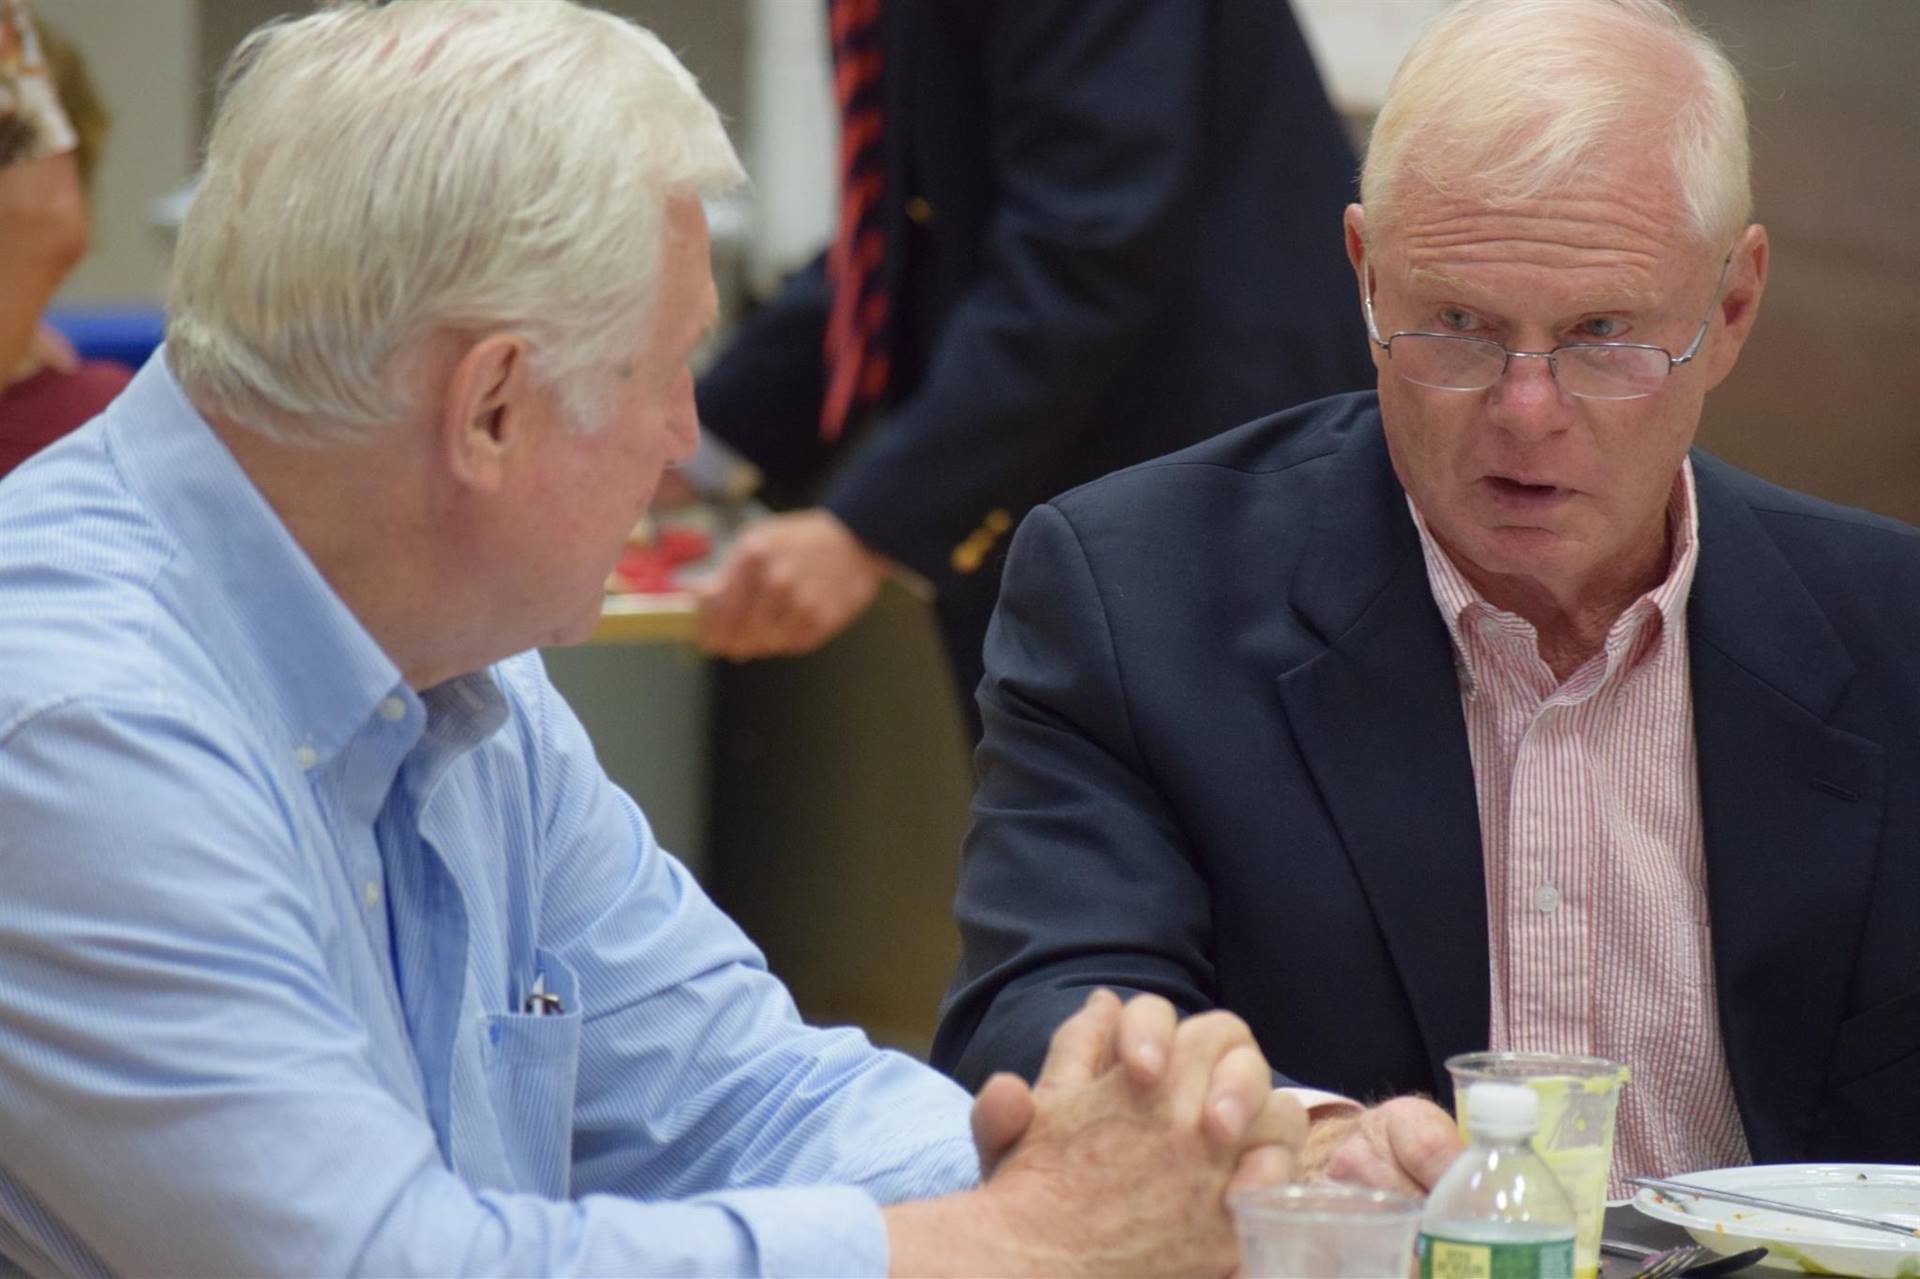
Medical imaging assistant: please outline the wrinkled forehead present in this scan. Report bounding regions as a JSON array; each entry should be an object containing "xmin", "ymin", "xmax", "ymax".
[{"xmin": 1370, "ymin": 159, "xmax": 1720, "ymax": 309}]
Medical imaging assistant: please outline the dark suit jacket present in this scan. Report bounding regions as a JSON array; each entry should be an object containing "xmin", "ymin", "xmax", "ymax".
[
  {"xmin": 697, "ymin": 0, "xmax": 1371, "ymax": 630},
  {"xmin": 933, "ymin": 392, "xmax": 1920, "ymax": 1165}
]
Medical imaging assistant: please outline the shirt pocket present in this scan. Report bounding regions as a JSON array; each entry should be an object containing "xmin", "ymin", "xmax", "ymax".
[{"xmin": 484, "ymin": 948, "xmax": 582, "ymax": 1197}]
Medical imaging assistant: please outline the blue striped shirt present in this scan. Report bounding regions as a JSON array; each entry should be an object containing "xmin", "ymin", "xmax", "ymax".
[{"xmin": 0, "ymin": 354, "xmax": 978, "ymax": 1277}]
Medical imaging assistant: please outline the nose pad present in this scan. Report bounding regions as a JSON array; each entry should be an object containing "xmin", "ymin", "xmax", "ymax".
[{"xmin": 1486, "ymin": 351, "xmax": 1572, "ymax": 435}]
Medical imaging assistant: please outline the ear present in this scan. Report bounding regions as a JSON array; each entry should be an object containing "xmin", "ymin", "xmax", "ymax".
[
  {"xmin": 1344, "ymin": 204, "xmax": 1386, "ymax": 374},
  {"xmin": 1701, "ymin": 223, "xmax": 1769, "ymax": 391},
  {"xmin": 1343, "ymin": 203, "xmax": 1369, "ymax": 286},
  {"xmin": 439, "ymin": 333, "xmax": 537, "ymax": 494}
]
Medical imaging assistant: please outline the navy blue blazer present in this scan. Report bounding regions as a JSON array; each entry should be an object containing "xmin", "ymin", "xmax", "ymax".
[
  {"xmin": 697, "ymin": 0, "xmax": 1371, "ymax": 594},
  {"xmin": 934, "ymin": 392, "xmax": 1920, "ymax": 1165}
]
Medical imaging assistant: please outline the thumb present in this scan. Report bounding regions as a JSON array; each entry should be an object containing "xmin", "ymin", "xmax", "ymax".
[{"xmin": 970, "ymin": 1072, "xmax": 1035, "ymax": 1178}]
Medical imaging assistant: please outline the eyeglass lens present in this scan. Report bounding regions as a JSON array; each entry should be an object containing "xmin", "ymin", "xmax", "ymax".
[{"xmin": 1387, "ymin": 334, "xmax": 1672, "ymax": 400}]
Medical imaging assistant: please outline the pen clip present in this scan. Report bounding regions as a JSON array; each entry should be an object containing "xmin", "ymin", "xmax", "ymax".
[{"xmin": 523, "ymin": 973, "xmax": 564, "ymax": 1016}]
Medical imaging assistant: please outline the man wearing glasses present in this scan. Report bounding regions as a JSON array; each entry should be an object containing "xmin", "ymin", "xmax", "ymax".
[{"xmin": 936, "ymin": 0, "xmax": 1920, "ymax": 1194}]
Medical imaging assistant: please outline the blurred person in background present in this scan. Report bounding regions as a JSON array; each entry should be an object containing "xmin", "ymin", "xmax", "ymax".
[
  {"xmin": 693, "ymin": 0, "xmax": 1373, "ymax": 737},
  {"xmin": 935, "ymin": 0, "xmax": 1920, "ymax": 1193},
  {"xmin": 0, "ymin": 3, "xmax": 1308, "ymax": 1273},
  {"xmin": 0, "ymin": 4, "xmax": 130, "ymax": 480}
]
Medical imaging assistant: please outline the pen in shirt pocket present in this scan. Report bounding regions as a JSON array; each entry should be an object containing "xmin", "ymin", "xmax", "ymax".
[{"xmin": 523, "ymin": 972, "xmax": 564, "ymax": 1017}]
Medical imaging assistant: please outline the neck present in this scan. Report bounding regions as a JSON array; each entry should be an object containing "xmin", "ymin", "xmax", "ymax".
[
  {"xmin": 203, "ymin": 404, "xmax": 481, "ymax": 690},
  {"xmin": 1454, "ymin": 517, "xmax": 1673, "ymax": 682}
]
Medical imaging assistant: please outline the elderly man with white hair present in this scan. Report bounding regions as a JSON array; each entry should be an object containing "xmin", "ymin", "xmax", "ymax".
[
  {"xmin": 938, "ymin": 0, "xmax": 1920, "ymax": 1194},
  {"xmin": 0, "ymin": 3, "xmax": 1311, "ymax": 1275}
]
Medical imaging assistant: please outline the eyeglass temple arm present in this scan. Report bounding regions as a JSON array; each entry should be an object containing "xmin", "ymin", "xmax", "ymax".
[
  {"xmin": 1666, "ymin": 250, "xmax": 1738, "ymax": 368},
  {"xmin": 1359, "ymin": 254, "xmax": 1392, "ymax": 351}
]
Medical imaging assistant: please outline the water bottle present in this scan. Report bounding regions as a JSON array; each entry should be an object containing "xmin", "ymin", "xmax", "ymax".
[{"xmin": 1417, "ymin": 1082, "xmax": 1577, "ymax": 1279}]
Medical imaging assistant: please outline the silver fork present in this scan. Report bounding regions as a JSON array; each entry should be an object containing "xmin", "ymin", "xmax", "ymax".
[{"xmin": 1629, "ymin": 1243, "xmax": 1713, "ymax": 1279}]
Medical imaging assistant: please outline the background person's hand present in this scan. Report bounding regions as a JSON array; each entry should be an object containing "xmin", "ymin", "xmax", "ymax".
[
  {"xmin": 1299, "ymin": 1094, "xmax": 1462, "ymax": 1196},
  {"xmin": 691, "ymin": 507, "xmax": 887, "ymax": 659}
]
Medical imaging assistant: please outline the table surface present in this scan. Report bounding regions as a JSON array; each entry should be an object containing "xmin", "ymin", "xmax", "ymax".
[{"xmin": 589, "ymin": 591, "xmax": 698, "ymax": 645}]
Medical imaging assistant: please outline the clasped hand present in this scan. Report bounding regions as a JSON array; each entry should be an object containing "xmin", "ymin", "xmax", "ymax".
[{"xmin": 966, "ymin": 990, "xmax": 1308, "ymax": 1277}]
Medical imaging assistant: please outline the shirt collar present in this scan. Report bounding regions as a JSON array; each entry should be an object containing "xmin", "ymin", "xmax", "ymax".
[
  {"xmin": 1409, "ymin": 458, "xmax": 1701, "ymax": 696},
  {"xmin": 105, "ymin": 349, "xmax": 469, "ymax": 768}
]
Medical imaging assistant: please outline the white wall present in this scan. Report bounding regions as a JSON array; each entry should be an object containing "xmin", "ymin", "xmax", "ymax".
[
  {"xmin": 741, "ymin": 0, "xmax": 834, "ymax": 296},
  {"xmin": 1291, "ymin": 0, "xmax": 1447, "ymax": 117}
]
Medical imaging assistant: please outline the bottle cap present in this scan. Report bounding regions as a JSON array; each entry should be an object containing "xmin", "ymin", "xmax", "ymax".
[{"xmin": 1465, "ymin": 1082, "xmax": 1539, "ymax": 1139}]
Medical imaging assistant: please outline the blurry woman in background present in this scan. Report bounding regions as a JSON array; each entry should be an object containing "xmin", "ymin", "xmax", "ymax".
[{"xmin": 0, "ymin": 1, "xmax": 129, "ymax": 481}]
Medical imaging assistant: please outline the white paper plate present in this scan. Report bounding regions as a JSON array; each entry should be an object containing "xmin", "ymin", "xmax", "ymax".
[{"xmin": 1631, "ymin": 1163, "xmax": 1920, "ymax": 1277}]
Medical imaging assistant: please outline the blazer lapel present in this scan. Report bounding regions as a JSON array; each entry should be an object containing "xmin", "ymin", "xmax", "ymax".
[
  {"xmin": 1688, "ymin": 456, "xmax": 1886, "ymax": 1161},
  {"xmin": 1274, "ymin": 424, "xmax": 1490, "ymax": 1096}
]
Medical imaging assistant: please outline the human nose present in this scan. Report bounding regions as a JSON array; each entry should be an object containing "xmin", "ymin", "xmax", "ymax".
[{"xmin": 1483, "ymin": 349, "xmax": 1574, "ymax": 439}]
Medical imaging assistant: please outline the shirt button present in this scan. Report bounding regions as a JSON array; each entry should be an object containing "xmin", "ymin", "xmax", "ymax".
[
  {"xmin": 1532, "ymin": 883, "xmax": 1562, "ymax": 914},
  {"xmin": 364, "ymin": 881, "xmax": 382, "ymax": 911},
  {"xmin": 378, "ymin": 696, "xmax": 406, "ymax": 723},
  {"xmin": 293, "ymin": 745, "xmax": 318, "ymax": 771}
]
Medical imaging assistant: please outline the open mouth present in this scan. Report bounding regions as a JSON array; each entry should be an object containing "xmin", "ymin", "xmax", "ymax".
[{"xmin": 1485, "ymin": 476, "xmax": 1565, "ymax": 499}]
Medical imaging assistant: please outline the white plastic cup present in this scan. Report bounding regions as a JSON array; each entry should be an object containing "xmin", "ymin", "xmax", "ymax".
[
  {"xmin": 1230, "ymin": 1182, "xmax": 1424, "ymax": 1278},
  {"xmin": 1446, "ymin": 1051, "xmax": 1629, "ymax": 1279}
]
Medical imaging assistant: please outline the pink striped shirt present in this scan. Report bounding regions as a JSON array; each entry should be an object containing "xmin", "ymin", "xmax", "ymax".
[{"xmin": 1410, "ymin": 460, "xmax": 1751, "ymax": 1186}]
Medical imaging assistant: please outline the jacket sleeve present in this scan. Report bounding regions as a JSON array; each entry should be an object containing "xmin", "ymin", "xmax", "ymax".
[
  {"xmin": 693, "ymin": 253, "xmax": 843, "ymax": 502},
  {"xmin": 930, "ymin": 501, "xmax": 1245, "ymax": 1089},
  {"xmin": 824, "ymin": 0, "xmax": 1212, "ymax": 586}
]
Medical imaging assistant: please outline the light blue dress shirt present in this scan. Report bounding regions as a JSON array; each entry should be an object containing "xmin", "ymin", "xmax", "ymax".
[{"xmin": 0, "ymin": 354, "xmax": 979, "ymax": 1277}]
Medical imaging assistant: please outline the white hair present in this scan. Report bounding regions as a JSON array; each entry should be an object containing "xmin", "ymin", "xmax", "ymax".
[
  {"xmin": 1361, "ymin": 0, "xmax": 1749, "ymax": 249},
  {"xmin": 166, "ymin": 0, "xmax": 744, "ymax": 444}
]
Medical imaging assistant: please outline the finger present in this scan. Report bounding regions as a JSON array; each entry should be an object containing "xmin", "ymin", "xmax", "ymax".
[
  {"xmin": 1323, "ymin": 1129, "xmax": 1426, "ymax": 1197},
  {"xmin": 1226, "ymin": 1142, "xmax": 1301, "ymax": 1199},
  {"xmin": 1162, "ymin": 1009, "xmax": 1258, "ymax": 1119},
  {"xmin": 728, "ymin": 566, "xmax": 803, "ymax": 658},
  {"xmin": 784, "ymin": 583, "xmax": 863, "ymax": 654},
  {"xmin": 692, "ymin": 553, "xmax": 761, "ymax": 657},
  {"xmin": 1381, "ymin": 1098, "xmax": 1464, "ymax": 1192},
  {"xmin": 1239, "ymin": 1088, "xmax": 1310, "ymax": 1158},
  {"xmin": 1115, "ymin": 992, "xmax": 1178, "ymax": 1087},
  {"xmin": 1200, "ymin": 1043, "xmax": 1274, "ymax": 1150},
  {"xmin": 1036, "ymin": 988, "xmax": 1122, "ymax": 1090},
  {"xmin": 969, "ymin": 1071, "xmax": 1035, "ymax": 1179}
]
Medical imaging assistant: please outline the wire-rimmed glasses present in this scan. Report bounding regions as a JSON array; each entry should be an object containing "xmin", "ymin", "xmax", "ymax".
[{"xmin": 1361, "ymin": 252, "xmax": 1734, "ymax": 401}]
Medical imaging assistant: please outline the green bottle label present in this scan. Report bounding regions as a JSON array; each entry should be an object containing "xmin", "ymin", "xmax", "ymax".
[{"xmin": 1417, "ymin": 1231, "xmax": 1575, "ymax": 1279}]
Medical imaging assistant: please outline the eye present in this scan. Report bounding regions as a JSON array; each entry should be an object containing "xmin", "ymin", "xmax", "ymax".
[
  {"xmin": 1575, "ymin": 316, "xmax": 1626, "ymax": 340},
  {"xmin": 1436, "ymin": 306, "xmax": 1484, "ymax": 333}
]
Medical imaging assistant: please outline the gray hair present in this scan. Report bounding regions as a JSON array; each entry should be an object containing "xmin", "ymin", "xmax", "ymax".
[
  {"xmin": 167, "ymin": 0, "xmax": 744, "ymax": 443},
  {"xmin": 1361, "ymin": 0, "xmax": 1749, "ymax": 249}
]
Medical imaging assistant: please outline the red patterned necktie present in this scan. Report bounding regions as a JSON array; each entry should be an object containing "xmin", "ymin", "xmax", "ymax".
[{"xmin": 820, "ymin": 0, "xmax": 889, "ymax": 442}]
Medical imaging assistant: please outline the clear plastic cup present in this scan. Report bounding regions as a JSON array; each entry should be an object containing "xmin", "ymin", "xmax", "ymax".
[
  {"xmin": 1230, "ymin": 1183, "xmax": 1423, "ymax": 1278},
  {"xmin": 1445, "ymin": 1052, "xmax": 1629, "ymax": 1279}
]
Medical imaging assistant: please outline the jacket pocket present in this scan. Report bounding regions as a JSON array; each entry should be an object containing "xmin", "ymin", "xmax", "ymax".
[
  {"xmin": 483, "ymin": 948, "xmax": 582, "ymax": 1197},
  {"xmin": 1828, "ymin": 986, "xmax": 1920, "ymax": 1087}
]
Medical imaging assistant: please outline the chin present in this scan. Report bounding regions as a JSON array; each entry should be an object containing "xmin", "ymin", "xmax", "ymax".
[
  {"xmin": 537, "ymin": 600, "xmax": 604, "ymax": 650},
  {"xmin": 1454, "ymin": 524, "xmax": 1572, "ymax": 578}
]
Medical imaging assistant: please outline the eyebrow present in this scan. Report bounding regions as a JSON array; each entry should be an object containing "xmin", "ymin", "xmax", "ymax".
[{"xmin": 1402, "ymin": 264, "xmax": 1653, "ymax": 314}]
